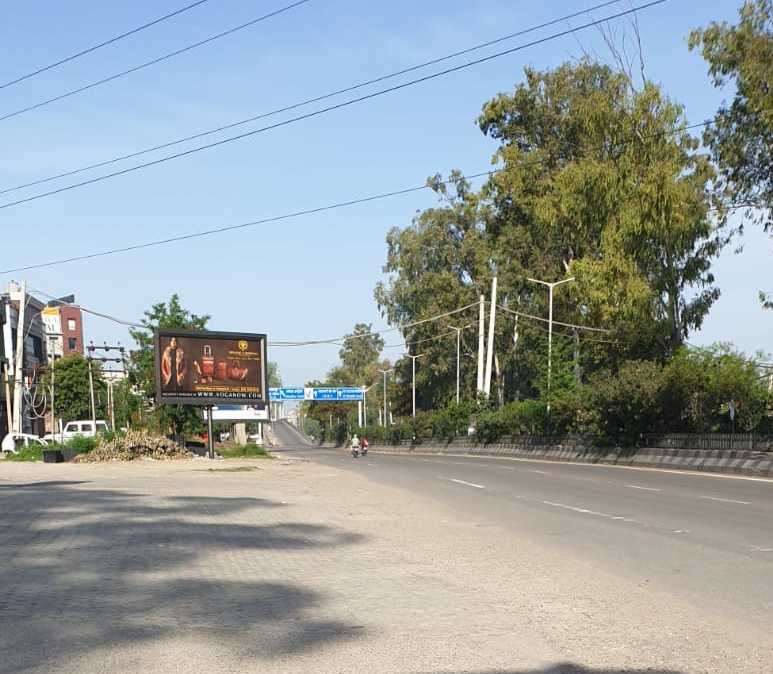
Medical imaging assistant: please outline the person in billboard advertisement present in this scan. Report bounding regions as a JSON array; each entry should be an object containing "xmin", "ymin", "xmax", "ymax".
[{"xmin": 160, "ymin": 337, "xmax": 188, "ymax": 392}]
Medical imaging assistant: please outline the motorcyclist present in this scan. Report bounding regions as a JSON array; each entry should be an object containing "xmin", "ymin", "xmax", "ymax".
[
  {"xmin": 361, "ymin": 436, "xmax": 369, "ymax": 451},
  {"xmin": 351, "ymin": 433, "xmax": 360, "ymax": 450}
]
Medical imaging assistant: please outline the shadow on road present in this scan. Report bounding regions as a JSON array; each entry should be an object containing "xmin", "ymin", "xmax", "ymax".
[
  {"xmin": 434, "ymin": 662, "xmax": 680, "ymax": 674},
  {"xmin": 0, "ymin": 479, "xmax": 366, "ymax": 671}
]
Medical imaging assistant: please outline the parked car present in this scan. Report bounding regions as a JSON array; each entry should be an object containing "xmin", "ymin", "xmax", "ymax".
[
  {"xmin": 43, "ymin": 420, "xmax": 110, "ymax": 443},
  {"xmin": 1, "ymin": 433, "xmax": 48, "ymax": 454}
]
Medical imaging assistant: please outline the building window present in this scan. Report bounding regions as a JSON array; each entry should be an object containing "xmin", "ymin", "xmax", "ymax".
[
  {"xmin": 68, "ymin": 338, "xmax": 77, "ymax": 351},
  {"xmin": 32, "ymin": 336, "xmax": 44, "ymax": 361},
  {"xmin": 67, "ymin": 319, "xmax": 76, "ymax": 331}
]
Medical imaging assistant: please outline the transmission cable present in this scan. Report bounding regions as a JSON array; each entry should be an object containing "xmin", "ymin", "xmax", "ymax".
[
  {"xmin": 0, "ymin": 0, "xmax": 668, "ymax": 210},
  {"xmin": 0, "ymin": 0, "xmax": 313, "ymax": 123},
  {"xmin": 0, "ymin": 0, "xmax": 628, "ymax": 197},
  {"xmin": 0, "ymin": 0, "xmax": 215, "ymax": 91}
]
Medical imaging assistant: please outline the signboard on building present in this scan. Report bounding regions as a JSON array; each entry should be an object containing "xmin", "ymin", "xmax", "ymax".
[{"xmin": 154, "ymin": 330, "xmax": 268, "ymax": 406}]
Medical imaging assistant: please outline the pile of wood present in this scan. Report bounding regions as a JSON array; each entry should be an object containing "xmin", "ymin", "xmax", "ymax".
[{"xmin": 75, "ymin": 430, "xmax": 193, "ymax": 462}]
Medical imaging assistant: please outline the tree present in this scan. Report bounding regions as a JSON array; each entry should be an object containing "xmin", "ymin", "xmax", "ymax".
[
  {"xmin": 339, "ymin": 324, "xmax": 385, "ymax": 382},
  {"xmin": 689, "ymin": 0, "xmax": 773, "ymax": 230},
  {"xmin": 43, "ymin": 354, "xmax": 105, "ymax": 423},
  {"xmin": 267, "ymin": 362, "xmax": 282, "ymax": 388},
  {"xmin": 128, "ymin": 294, "xmax": 209, "ymax": 436},
  {"xmin": 376, "ymin": 60, "xmax": 723, "ymax": 407}
]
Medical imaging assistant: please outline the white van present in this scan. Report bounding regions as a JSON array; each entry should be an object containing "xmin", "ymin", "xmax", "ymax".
[{"xmin": 43, "ymin": 420, "xmax": 110, "ymax": 443}]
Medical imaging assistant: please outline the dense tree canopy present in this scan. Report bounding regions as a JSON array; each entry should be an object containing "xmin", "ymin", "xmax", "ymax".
[
  {"xmin": 690, "ymin": 0, "xmax": 773, "ymax": 229},
  {"xmin": 376, "ymin": 60, "xmax": 725, "ymax": 408},
  {"xmin": 43, "ymin": 354, "xmax": 106, "ymax": 423}
]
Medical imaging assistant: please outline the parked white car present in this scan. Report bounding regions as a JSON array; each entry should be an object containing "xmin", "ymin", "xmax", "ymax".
[
  {"xmin": 1, "ymin": 433, "xmax": 48, "ymax": 454},
  {"xmin": 43, "ymin": 420, "xmax": 110, "ymax": 443}
]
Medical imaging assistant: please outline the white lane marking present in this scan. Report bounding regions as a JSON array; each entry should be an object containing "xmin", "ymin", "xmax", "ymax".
[
  {"xmin": 750, "ymin": 545, "xmax": 773, "ymax": 553},
  {"xmin": 529, "ymin": 469, "xmax": 548, "ymax": 475},
  {"xmin": 627, "ymin": 484, "xmax": 661, "ymax": 492},
  {"xmin": 445, "ymin": 478, "xmax": 486, "ymax": 489},
  {"xmin": 699, "ymin": 495, "xmax": 751, "ymax": 505},
  {"xmin": 542, "ymin": 500, "xmax": 639, "ymax": 524},
  {"xmin": 672, "ymin": 529, "xmax": 691, "ymax": 534}
]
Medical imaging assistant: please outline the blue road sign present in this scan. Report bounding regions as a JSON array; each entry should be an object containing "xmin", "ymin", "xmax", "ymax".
[
  {"xmin": 269, "ymin": 387, "xmax": 364, "ymax": 401},
  {"xmin": 269, "ymin": 387, "xmax": 304, "ymax": 400}
]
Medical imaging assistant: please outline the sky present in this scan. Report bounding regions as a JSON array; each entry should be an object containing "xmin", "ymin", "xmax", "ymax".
[{"xmin": 1, "ymin": 0, "xmax": 771, "ymax": 387}]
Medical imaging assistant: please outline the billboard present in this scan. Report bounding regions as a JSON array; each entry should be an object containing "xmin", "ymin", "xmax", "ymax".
[{"xmin": 154, "ymin": 330, "xmax": 268, "ymax": 406}]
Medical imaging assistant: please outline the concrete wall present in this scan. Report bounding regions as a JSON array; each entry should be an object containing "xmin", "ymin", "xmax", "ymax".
[{"xmin": 366, "ymin": 438, "xmax": 773, "ymax": 478}]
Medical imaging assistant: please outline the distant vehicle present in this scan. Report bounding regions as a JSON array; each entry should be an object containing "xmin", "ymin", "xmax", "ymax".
[
  {"xmin": 43, "ymin": 420, "xmax": 110, "ymax": 443},
  {"xmin": 1, "ymin": 433, "xmax": 48, "ymax": 454}
]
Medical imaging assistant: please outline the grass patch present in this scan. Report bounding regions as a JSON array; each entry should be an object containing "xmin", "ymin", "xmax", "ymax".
[
  {"xmin": 217, "ymin": 443, "xmax": 270, "ymax": 459},
  {"xmin": 4, "ymin": 446, "xmax": 45, "ymax": 462}
]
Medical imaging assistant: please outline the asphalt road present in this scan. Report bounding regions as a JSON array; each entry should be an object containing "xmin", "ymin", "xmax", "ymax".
[{"xmin": 272, "ymin": 422, "xmax": 773, "ymax": 629}]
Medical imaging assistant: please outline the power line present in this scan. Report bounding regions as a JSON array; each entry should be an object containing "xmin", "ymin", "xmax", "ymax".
[
  {"xmin": 496, "ymin": 304, "xmax": 611, "ymax": 333},
  {"xmin": 0, "ymin": 170, "xmax": 493, "ymax": 274},
  {"xmin": 0, "ymin": 0, "xmax": 313, "ymax": 123},
  {"xmin": 0, "ymin": 0, "xmax": 629, "ymax": 198},
  {"xmin": 1, "ymin": 159, "xmax": 746, "ymax": 277},
  {"xmin": 31, "ymin": 285, "xmax": 482, "ymax": 352},
  {"xmin": 0, "ymin": 0, "xmax": 668, "ymax": 210},
  {"xmin": 0, "ymin": 0, "xmax": 214, "ymax": 91}
]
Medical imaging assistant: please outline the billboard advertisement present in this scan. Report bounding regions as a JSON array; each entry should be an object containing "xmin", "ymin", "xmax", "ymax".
[{"xmin": 154, "ymin": 330, "xmax": 268, "ymax": 406}]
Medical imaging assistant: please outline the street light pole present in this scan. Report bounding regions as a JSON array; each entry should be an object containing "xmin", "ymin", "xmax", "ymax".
[
  {"xmin": 526, "ymin": 276, "xmax": 575, "ymax": 415},
  {"xmin": 406, "ymin": 354, "xmax": 424, "ymax": 417},
  {"xmin": 378, "ymin": 369, "xmax": 392, "ymax": 427},
  {"xmin": 449, "ymin": 326, "xmax": 463, "ymax": 404}
]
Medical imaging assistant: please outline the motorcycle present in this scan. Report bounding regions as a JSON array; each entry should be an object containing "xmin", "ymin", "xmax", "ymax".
[
  {"xmin": 351, "ymin": 445, "xmax": 360, "ymax": 458},
  {"xmin": 361, "ymin": 444, "xmax": 368, "ymax": 456}
]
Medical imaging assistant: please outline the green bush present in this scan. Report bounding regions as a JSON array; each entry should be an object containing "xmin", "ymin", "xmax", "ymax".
[
  {"xmin": 5, "ymin": 445, "xmax": 45, "ymax": 462},
  {"xmin": 218, "ymin": 443, "xmax": 269, "ymax": 459},
  {"xmin": 431, "ymin": 402, "xmax": 475, "ymax": 441},
  {"xmin": 66, "ymin": 435, "xmax": 99, "ymax": 454},
  {"xmin": 499, "ymin": 400, "xmax": 548, "ymax": 435}
]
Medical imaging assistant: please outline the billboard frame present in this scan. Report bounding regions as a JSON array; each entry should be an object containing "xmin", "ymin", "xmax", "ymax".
[{"xmin": 154, "ymin": 328, "xmax": 268, "ymax": 407}]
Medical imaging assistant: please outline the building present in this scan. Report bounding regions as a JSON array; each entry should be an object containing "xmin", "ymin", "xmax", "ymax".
[
  {"xmin": 41, "ymin": 295, "xmax": 84, "ymax": 357},
  {"xmin": 0, "ymin": 284, "xmax": 84, "ymax": 438},
  {"xmin": 1, "ymin": 283, "xmax": 48, "ymax": 437}
]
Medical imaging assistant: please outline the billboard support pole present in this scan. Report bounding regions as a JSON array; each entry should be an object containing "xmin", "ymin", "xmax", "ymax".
[{"xmin": 206, "ymin": 406, "xmax": 215, "ymax": 459}]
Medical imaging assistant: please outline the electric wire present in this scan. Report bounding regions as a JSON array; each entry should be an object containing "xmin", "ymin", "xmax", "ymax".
[
  {"xmin": 0, "ymin": 0, "xmax": 630, "ymax": 198},
  {"xmin": 0, "ymin": 0, "xmax": 313, "ymax": 123},
  {"xmin": 0, "ymin": 0, "xmax": 668, "ymax": 210},
  {"xmin": 0, "ymin": 0, "xmax": 215, "ymax": 90}
]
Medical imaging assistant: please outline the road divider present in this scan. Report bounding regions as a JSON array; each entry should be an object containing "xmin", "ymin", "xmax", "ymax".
[{"xmin": 363, "ymin": 439, "xmax": 773, "ymax": 479}]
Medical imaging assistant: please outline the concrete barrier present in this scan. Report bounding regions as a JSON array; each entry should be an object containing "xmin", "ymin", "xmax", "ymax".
[{"xmin": 363, "ymin": 440, "xmax": 773, "ymax": 478}]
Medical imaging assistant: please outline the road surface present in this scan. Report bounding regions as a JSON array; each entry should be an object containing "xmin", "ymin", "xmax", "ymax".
[{"xmin": 273, "ymin": 421, "xmax": 773, "ymax": 628}]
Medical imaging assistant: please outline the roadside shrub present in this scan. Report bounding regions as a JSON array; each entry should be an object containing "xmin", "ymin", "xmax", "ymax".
[
  {"xmin": 499, "ymin": 400, "xmax": 547, "ymax": 435},
  {"xmin": 475, "ymin": 409, "xmax": 506, "ymax": 444},
  {"xmin": 218, "ymin": 443, "xmax": 269, "ymax": 459},
  {"xmin": 5, "ymin": 445, "xmax": 44, "ymax": 462},
  {"xmin": 66, "ymin": 435, "xmax": 99, "ymax": 454},
  {"xmin": 431, "ymin": 402, "xmax": 475, "ymax": 441}
]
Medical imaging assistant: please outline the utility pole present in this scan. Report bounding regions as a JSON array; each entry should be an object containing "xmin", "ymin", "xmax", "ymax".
[
  {"xmin": 484, "ymin": 276, "xmax": 498, "ymax": 397},
  {"xmin": 87, "ymin": 357, "xmax": 97, "ymax": 428},
  {"xmin": 87, "ymin": 342, "xmax": 125, "ymax": 429},
  {"xmin": 47, "ymin": 334, "xmax": 62, "ymax": 440},
  {"xmin": 449, "ymin": 326, "xmax": 463, "ymax": 404},
  {"xmin": 526, "ymin": 276, "xmax": 575, "ymax": 416},
  {"xmin": 378, "ymin": 368, "xmax": 392, "ymax": 427},
  {"xmin": 477, "ymin": 294, "xmax": 485, "ymax": 395},
  {"xmin": 1, "ymin": 358, "xmax": 12, "ymax": 434},
  {"xmin": 11, "ymin": 281, "xmax": 26, "ymax": 434},
  {"xmin": 406, "ymin": 354, "xmax": 424, "ymax": 417}
]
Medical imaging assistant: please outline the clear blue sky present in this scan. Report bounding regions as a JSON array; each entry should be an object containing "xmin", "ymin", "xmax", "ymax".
[{"xmin": 1, "ymin": 0, "xmax": 770, "ymax": 386}]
